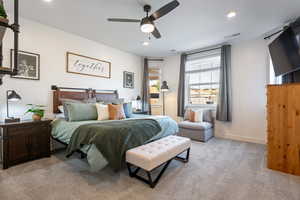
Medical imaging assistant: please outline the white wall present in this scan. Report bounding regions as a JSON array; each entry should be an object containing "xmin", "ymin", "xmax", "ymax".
[
  {"xmin": 162, "ymin": 55, "xmax": 181, "ymax": 121},
  {"xmin": 0, "ymin": 18, "xmax": 142, "ymax": 120},
  {"xmin": 163, "ymin": 37, "xmax": 268, "ymax": 144}
]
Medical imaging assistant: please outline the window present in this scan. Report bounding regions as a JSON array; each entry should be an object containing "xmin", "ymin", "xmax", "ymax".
[
  {"xmin": 148, "ymin": 65, "xmax": 162, "ymax": 105},
  {"xmin": 185, "ymin": 49, "xmax": 221, "ymax": 105}
]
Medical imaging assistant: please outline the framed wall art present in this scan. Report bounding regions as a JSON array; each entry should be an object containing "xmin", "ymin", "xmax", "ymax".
[
  {"xmin": 10, "ymin": 50, "xmax": 40, "ymax": 80},
  {"xmin": 123, "ymin": 71, "xmax": 134, "ymax": 89},
  {"xmin": 66, "ymin": 52, "xmax": 111, "ymax": 78}
]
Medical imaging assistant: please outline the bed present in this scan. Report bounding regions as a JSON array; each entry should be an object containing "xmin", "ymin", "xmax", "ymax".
[{"xmin": 51, "ymin": 86, "xmax": 179, "ymax": 171}]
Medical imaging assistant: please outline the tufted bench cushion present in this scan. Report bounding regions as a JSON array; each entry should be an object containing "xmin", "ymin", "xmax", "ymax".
[{"xmin": 126, "ymin": 136, "xmax": 191, "ymax": 171}]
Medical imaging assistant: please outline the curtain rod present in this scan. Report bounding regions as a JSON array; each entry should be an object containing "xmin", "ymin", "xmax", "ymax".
[
  {"xmin": 186, "ymin": 47, "xmax": 221, "ymax": 56},
  {"xmin": 264, "ymin": 29, "xmax": 284, "ymax": 40}
]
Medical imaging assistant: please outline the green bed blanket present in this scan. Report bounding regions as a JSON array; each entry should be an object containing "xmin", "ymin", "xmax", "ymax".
[
  {"xmin": 51, "ymin": 115, "xmax": 179, "ymax": 171},
  {"xmin": 66, "ymin": 119, "xmax": 162, "ymax": 171}
]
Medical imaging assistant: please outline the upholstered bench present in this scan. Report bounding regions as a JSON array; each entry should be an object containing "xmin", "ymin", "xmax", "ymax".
[
  {"xmin": 126, "ymin": 136, "xmax": 191, "ymax": 188},
  {"xmin": 178, "ymin": 109, "xmax": 214, "ymax": 142}
]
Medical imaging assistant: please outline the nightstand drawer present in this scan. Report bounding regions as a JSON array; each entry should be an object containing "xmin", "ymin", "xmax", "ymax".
[{"xmin": 7, "ymin": 123, "xmax": 49, "ymax": 137}]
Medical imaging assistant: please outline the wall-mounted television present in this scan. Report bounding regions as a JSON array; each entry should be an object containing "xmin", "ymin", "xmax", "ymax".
[{"xmin": 269, "ymin": 22, "xmax": 300, "ymax": 76}]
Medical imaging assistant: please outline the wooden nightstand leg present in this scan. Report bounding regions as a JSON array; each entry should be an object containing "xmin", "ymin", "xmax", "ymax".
[{"xmin": 2, "ymin": 127, "xmax": 9, "ymax": 169}]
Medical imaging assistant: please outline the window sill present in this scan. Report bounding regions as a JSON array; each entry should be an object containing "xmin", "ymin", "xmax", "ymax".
[{"xmin": 186, "ymin": 104, "xmax": 217, "ymax": 109}]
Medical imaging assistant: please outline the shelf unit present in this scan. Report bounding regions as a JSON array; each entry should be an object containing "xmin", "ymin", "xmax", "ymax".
[{"xmin": 0, "ymin": 0, "xmax": 20, "ymax": 85}]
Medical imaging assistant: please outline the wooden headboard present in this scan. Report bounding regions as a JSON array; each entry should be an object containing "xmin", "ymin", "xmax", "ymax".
[{"xmin": 51, "ymin": 85, "xmax": 119, "ymax": 113}]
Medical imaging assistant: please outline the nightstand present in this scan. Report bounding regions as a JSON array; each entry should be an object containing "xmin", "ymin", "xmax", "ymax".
[{"xmin": 0, "ymin": 119, "xmax": 52, "ymax": 169}]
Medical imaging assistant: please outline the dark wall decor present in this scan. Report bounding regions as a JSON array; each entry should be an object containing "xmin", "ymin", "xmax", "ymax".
[
  {"xmin": 123, "ymin": 71, "xmax": 134, "ymax": 89},
  {"xmin": 10, "ymin": 49, "xmax": 40, "ymax": 80},
  {"xmin": 66, "ymin": 52, "xmax": 111, "ymax": 79}
]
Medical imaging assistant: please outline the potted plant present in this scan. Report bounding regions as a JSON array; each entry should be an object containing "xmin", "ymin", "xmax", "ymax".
[
  {"xmin": 0, "ymin": 2, "xmax": 8, "ymax": 45},
  {"xmin": 25, "ymin": 104, "xmax": 46, "ymax": 121}
]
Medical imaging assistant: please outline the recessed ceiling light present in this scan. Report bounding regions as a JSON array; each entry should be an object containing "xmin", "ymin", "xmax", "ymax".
[
  {"xmin": 142, "ymin": 41, "xmax": 150, "ymax": 46},
  {"xmin": 43, "ymin": 0, "xmax": 53, "ymax": 2},
  {"xmin": 227, "ymin": 11, "xmax": 237, "ymax": 19}
]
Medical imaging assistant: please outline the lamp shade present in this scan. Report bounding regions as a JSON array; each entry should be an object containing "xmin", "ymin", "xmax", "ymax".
[
  {"xmin": 161, "ymin": 81, "xmax": 169, "ymax": 92},
  {"xmin": 7, "ymin": 90, "xmax": 21, "ymax": 102}
]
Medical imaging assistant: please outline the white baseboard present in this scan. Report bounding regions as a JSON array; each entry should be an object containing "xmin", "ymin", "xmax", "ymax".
[{"xmin": 215, "ymin": 133, "xmax": 266, "ymax": 144}]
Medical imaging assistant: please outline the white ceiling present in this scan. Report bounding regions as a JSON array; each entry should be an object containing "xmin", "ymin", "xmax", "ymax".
[{"xmin": 4, "ymin": 0, "xmax": 300, "ymax": 57}]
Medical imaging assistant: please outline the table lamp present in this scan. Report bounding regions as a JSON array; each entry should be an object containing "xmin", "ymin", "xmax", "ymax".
[
  {"xmin": 161, "ymin": 81, "xmax": 169, "ymax": 115},
  {"xmin": 5, "ymin": 90, "xmax": 22, "ymax": 123}
]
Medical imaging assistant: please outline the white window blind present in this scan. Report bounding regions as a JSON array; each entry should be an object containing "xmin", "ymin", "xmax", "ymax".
[{"xmin": 185, "ymin": 49, "xmax": 221, "ymax": 105}]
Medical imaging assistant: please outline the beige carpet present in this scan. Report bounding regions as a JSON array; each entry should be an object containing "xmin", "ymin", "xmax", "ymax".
[{"xmin": 0, "ymin": 138, "xmax": 300, "ymax": 200}]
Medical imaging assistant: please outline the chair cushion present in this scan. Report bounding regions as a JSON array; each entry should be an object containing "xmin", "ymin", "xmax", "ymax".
[
  {"xmin": 178, "ymin": 121, "xmax": 213, "ymax": 130},
  {"xmin": 126, "ymin": 136, "xmax": 191, "ymax": 171}
]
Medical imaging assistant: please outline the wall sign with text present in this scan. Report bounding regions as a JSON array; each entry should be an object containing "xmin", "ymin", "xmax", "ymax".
[{"xmin": 66, "ymin": 52, "xmax": 111, "ymax": 78}]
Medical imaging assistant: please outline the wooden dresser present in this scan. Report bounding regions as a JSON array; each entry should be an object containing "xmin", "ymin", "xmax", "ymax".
[
  {"xmin": 267, "ymin": 84, "xmax": 300, "ymax": 176},
  {"xmin": 0, "ymin": 119, "xmax": 52, "ymax": 169}
]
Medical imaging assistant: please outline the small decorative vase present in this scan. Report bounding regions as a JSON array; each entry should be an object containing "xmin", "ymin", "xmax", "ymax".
[{"xmin": 32, "ymin": 114, "xmax": 42, "ymax": 121}]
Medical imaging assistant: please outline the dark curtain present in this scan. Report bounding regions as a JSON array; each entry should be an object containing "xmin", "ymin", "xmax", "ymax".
[
  {"xmin": 142, "ymin": 58, "xmax": 151, "ymax": 114},
  {"xmin": 177, "ymin": 53, "xmax": 187, "ymax": 117},
  {"xmin": 216, "ymin": 45, "xmax": 232, "ymax": 122}
]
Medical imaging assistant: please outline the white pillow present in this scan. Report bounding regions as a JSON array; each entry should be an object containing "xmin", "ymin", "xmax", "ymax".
[
  {"xmin": 95, "ymin": 103, "xmax": 109, "ymax": 121},
  {"xmin": 194, "ymin": 110, "xmax": 204, "ymax": 122},
  {"xmin": 185, "ymin": 108, "xmax": 204, "ymax": 122},
  {"xmin": 58, "ymin": 105, "xmax": 64, "ymax": 113}
]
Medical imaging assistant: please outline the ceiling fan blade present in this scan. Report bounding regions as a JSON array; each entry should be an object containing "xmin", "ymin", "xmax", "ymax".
[
  {"xmin": 107, "ymin": 18, "xmax": 141, "ymax": 23},
  {"xmin": 152, "ymin": 26, "xmax": 161, "ymax": 39},
  {"xmin": 149, "ymin": 0, "xmax": 180, "ymax": 21}
]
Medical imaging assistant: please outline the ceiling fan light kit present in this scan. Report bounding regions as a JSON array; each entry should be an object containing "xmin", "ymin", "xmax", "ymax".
[
  {"xmin": 107, "ymin": 0, "xmax": 180, "ymax": 39},
  {"xmin": 140, "ymin": 18, "xmax": 155, "ymax": 33}
]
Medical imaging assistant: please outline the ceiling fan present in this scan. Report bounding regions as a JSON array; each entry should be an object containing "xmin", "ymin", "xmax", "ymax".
[{"xmin": 107, "ymin": 0, "xmax": 180, "ymax": 39}]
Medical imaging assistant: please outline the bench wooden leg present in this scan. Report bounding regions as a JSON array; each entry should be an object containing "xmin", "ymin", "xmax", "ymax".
[
  {"xmin": 150, "ymin": 160, "xmax": 172, "ymax": 188},
  {"xmin": 175, "ymin": 148, "xmax": 190, "ymax": 163},
  {"xmin": 127, "ymin": 160, "xmax": 172, "ymax": 188}
]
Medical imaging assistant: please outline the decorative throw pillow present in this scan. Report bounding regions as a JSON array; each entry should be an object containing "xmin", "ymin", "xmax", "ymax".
[
  {"xmin": 123, "ymin": 102, "xmax": 133, "ymax": 118},
  {"xmin": 58, "ymin": 105, "xmax": 64, "ymax": 113},
  {"xmin": 95, "ymin": 103, "xmax": 109, "ymax": 121},
  {"xmin": 64, "ymin": 102, "xmax": 98, "ymax": 122},
  {"xmin": 188, "ymin": 109, "xmax": 204, "ymax": 123},
  {"xmin": 184, "ymin": 108, "xmax": 192, "ymax": 121},
  {"xmin": 108, "ymin": 104, "xmax": 126, "ymax": 120},
  {"xmin": 61, "ymin": 98, "xmax": 83, "ymax": 121},
  {"xmin": 202, "ymin": 109, "xmax": 213, "ymax": 123}
]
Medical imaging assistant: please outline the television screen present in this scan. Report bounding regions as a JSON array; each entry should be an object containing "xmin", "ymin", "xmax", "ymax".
[{"xmin": 269, "ymin": 27, "xmax": 300, "ymax": 76}]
